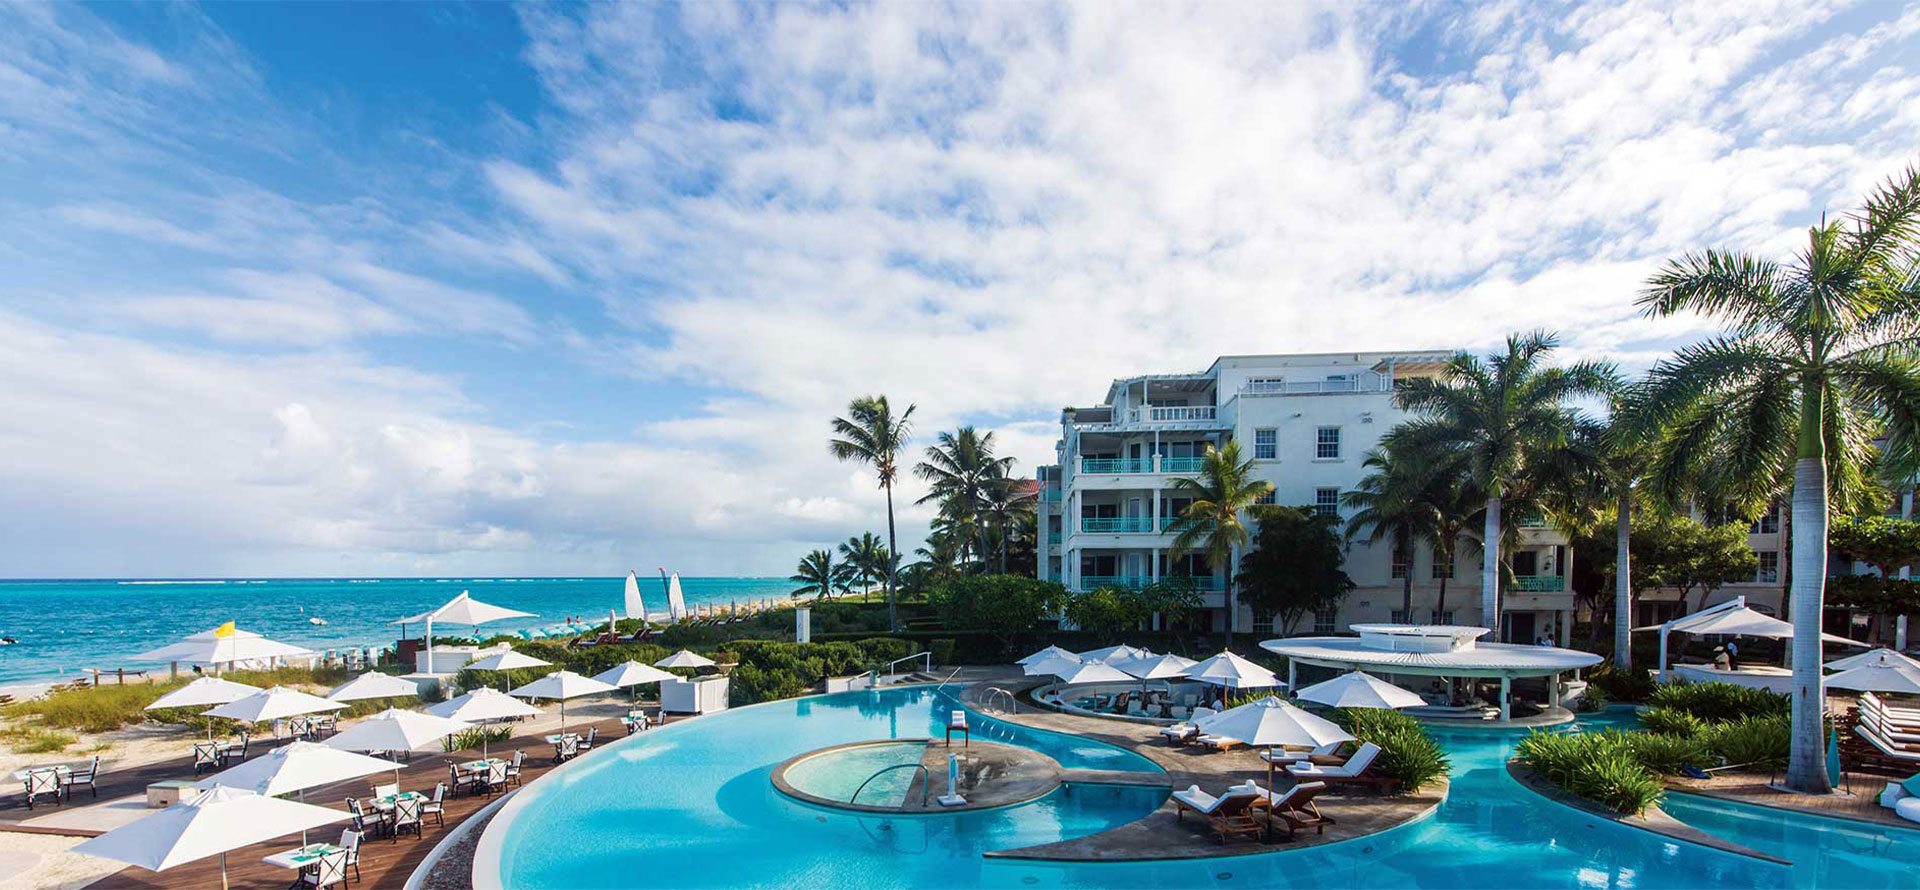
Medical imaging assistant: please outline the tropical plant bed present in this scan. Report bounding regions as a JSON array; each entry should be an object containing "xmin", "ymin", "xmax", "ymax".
[{"xmin": 1503, "ymin": 761, "xmax": 1786, "ymax": 865}]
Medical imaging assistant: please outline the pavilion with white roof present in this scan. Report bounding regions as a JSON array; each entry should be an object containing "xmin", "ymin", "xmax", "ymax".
[{"xmin": 1261, "ymin": 623, "xmax": 1601, "ymax": 722}]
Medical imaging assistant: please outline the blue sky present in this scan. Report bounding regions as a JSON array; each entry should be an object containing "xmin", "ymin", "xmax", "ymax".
[{"xmin": 1, "ymin": 1, "xmax": 1917, "ymax": 578}]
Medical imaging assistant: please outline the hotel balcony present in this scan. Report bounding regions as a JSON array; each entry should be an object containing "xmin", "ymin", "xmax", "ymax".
[
  {"xmin": 1512, "ymin": 575, "xmax": 1565, "ymax": 592},
  {"xmin": 1079, "ymin": 574, "xmax": 1224, "ymax": 591},
  {"xmin": 1080, "ymin": 517, "xmax": 1155, "ymax": 534}
]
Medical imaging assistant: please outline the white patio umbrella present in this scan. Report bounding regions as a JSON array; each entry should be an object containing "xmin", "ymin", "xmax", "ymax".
[
  {"xmin": 1824, "ymin": 652, "xmax": 1920, "ymax": 695},
  {"xmin": 391, "ymin": 591, "xmax": 536, "ymax": 676},
  {"xmin": 145, "ymin": 677, "xmax": 261, "ymax": 742},
  {"xmin": 324, "ymin": 708, "xmax": 473, "ymax": 757},
  {"xmin": 592, "ymin": 661, "xmax": 676, "ymax": 702},
  {"xmin": 427, "ymin": 688, "xmax": 542, "ymax": 758},
  {"xmin": 133, "ymin": 622, "xmax": 314, "ymax": 673},
  {"xmin": 1017, "ymin": 645, "xmax": 1080, "ymax": 666},
  {"xmin": 465, "ymin": 650, "xmax": 554, "ymax": 673},
  {"xmin": 203, "ymin": 686, "xmax": 345, "ymax": 725},
  {"xmin": 1826, "ymin": 647, "xmax": 1920, "ymax": 672},
  {"xmin": 193, "ymin": 741, "xmax": 398, "ymax": 845},
  {"xmin": 1181, "ymin": 650, "xmax": 1281, "ymax": 690},
  {"xmin": 73, "ymin": 786, "xmax": 347, "ymax": 890},
  {"xmin": 1079, "ymin": 644, "xmax": 1149, "ymax": 664},
  {"xmin": 1053, "ymin": 660, "xmax": 1137, "ymax": 685},
  {"xmin": 1023, "ymin": 651, "xmax": 1085, "ymax": 677},
  {"xmin": 1295, "ymin": 671, "xmax": 1427, "ymax": 710},
  {"xmin": 1117, "ymin": 653, "xmax": 1194, "ymax": 680},
  {"xmin": 326, "ymin": 672, "xmax": 422, "ymax": 703},
  {"xmin": 1197, "ymin": 695, "xmax": 1356, "ymax": 817},
  {"xmin": 511, "ymin": 670, "xmax": 616, "ymax": 734},
  {"xmin": 655, "ymin": 649, "xmax": 716, "ymax": 669}
]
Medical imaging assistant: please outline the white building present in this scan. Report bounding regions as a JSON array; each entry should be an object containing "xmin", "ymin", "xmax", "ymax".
[{"xmin": 1036, "ymin": 350, "xmax": 1576, "ymax": 643}]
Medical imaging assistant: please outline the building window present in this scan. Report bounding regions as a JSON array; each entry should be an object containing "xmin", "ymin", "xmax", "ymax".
[
  {"xmin": 1314, "ymin": 487, "xmax": 1340, "ymax": 518},
  {"xmin": 1251, "ymin": 609, "xmax": 1274, "ymax": 635},
  {"xmin": 1751, "ymin": 505, "xmax": 1779, "ymax": 534},
  {"xmin": 1315, "ymin": 426, "xmax": 1341, "ymax": 459},
  {"xmin": 1391, "ymin": 540, "xmax": 1410, "ymax": 579},
  {"xmin": 1313, "ymin": 607, "xmax": 1337, "ymax": 634},
  {"xmin": 1390, "ymin": 609, "xmax": 1411, "ymax": 624},
  {"xmin": 1430, "ymin": 545, "xmax": 1453, "ymax": 579},
  {"xmin": 1255, "ymin": 491, "xmax": 1277, "ymax": 505},
  {"xmin": 1246, "ymin": 377, "xmax": 1285, "ymax": 395},
  {"xmin": 1432, "ymin": 610, "xmax": 1454, "ymax": 625},
  {"xmin": 1755, "ymin": 550, "xmax": 1779, "ymax": 584},
  {"xmin": 1254, "ymin": 428, "xmax": 1277, "ymax": 460}
]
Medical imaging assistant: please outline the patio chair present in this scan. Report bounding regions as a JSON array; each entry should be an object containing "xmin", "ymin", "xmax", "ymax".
[
  {"xmin": 297, "ymin": 850, "xmax": 349, "ymax": 888},
  {"xmin": 63, "ymin": 755, "xmax": 100, "ymax": 799},
  {"xmin": 338, "ymin": 829, "xmax": 363, "ymax": 883},
  {"xmin": 554, "ymin": 735, "xmax": 580, "ymax": 764},
  {"xmin": 192, "ymin": 742, "xmax": 219, "ymax": 775},
  {"xmin": 1286, "ymin": 742, "xmax": 1391, "ymax": 790},
  {"xmin": 345, "ymin": 798, "xmax": 387, "ymax": 839},
  {"xmin": 506, "ymin": 750, "xmax": 524, "ymax": 786},
  {"xmin": 1260, "ymin": 741, "xmax": 1346, "ymax": 766},
  {"xmin": 372, "ymin": 782, "xmax": 399, "ymax": 800},
  {"xmin": 578, "ymin": 726, "xmax": 597, "ymax": 751},
  {"xmin": 219, "ymin": 735, "xmax": 249, "ymax": 767},
  {"xmin": 390, "ymin": 795, "xmax": 424, "ymax": 841},
  {"xmin": 1170, "ymin": 785, "xmax": 1262, "ymax": 845},
  {"xmin": 447, "ymin": 763, "xmax": 477, "ymax": 797},
  {"xmin": 422, "ymin": 783, "xmax": 446, "ymax": 827},
  {"xmin": 623, "ymin": 710, "xmax": 649, "ymax": 735},
  {"xmin": 22, "ymin": 768, "xmax": 62, "ymax": 809},
  {"xmin": 483, "ymin": 760, "xmax": 509, "ymax": 798}
]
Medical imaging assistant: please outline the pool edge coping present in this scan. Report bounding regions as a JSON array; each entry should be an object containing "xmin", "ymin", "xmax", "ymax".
[{"xmin": 1503, "ymin": 761, "xmax": 1791, "ymax": 866}]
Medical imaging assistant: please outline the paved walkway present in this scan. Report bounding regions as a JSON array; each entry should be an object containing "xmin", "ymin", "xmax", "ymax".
[{"xmin": 1666, "ymin": 769, "xmax": 1916, "ymax": 830}]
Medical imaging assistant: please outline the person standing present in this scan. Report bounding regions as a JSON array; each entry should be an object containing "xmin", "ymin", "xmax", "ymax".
[{"xmin": 1725, "ymin": 640, "xmax": 1741, "ymax": 671}]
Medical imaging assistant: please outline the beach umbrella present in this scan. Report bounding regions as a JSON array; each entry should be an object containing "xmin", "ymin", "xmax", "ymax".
[
  {"xmin": 133, "ymin": 623, "xmax": 313, "ymax": 673},
  {"xmin": 1295, "ymin": 671, "xmax": 1427, "ymax": 710},
  {"xmin": 1181, "ymin": 651, "xmax": 1281, "ymax": 691},
  {"xmin": 145, "ymin": 677, "xmax": 262, "ymax": 742},
  {"xmin": 511, "ymin": 670, "xmax": 616, "ymax": 734},
  {"xmin": 203, "ymin": 686, "xmax": 345, "ymax": 724},
  {"xmin": 1023, "ymin": 651, "xmax": 1085, "ymax": 678},
  {"xmin": 1078, "ymin": 644, "xmax": 1148, "ymax": 664},
  {"xmin": 1826, "ymin": 647, "xmax": 1920, "ymax": 672},
  {"xmin": 391, "ymin": 591, "xmax": 535, "ymax": 677},
  {"xmin": 324, "ymin": 708, "xmax": 473, "ymax": 757},
  {"xmin": 192, "ymin": 741, "xmax": 398, "ymax": 845},
  {"xmin": 1116, "ymin": 653, "xmax": 1192, "ymax": 680},
  {"xmin": 655, "ymin": 650, "xmax": 716, "ymax": 669},
  {"xmin": 1197, "ymin": 695, "xmax": 1356, "ymax": 827},
  {"xmin": 326, "ymin": 672, "xmax": 421, "ymax": 703},
  {"xmin": 465, "ymin": 650, "xmax": 554, "ymax": 672},
  {"xmin": 73, "ymin": 786, "xmax": 347, "ymax": 890},
  {"xmin": 1824, "ymin": 652, "xmax": 1920, "ymax": 695},
  {"xmin": 427, "ymin": 688, "xmax": 542, "ymax": 758},
  {"xmin": 1053, "ymin": 660, "xmax": 1136, "ymax": 685},
  {"xmin": 591, "ymin": 661, "xmax": 676, "ymax": 702},
  {"xmin": 1018, "ymin": 645, "xmax": 1080, "ymax": 666}
]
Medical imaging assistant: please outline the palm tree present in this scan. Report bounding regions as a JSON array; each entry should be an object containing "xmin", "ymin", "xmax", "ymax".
[
  {"xmin": 1343, "ymin": 444, "xmax": 1443, "ymax": 623},
  {"xmin": 915, "ymin": 427, "xmax": 1013, "ymax": 571},
  {"xmin": 1425, "ymin": 471, "xmax": 1484, "ymax": 624},
  {"xmin": 1167, "ymin": 440, "xmax": 1274, "ymax": 648},
  {"xmin": 790, "ymin": 549, "xmax": 837, "ymax": 600},
  {"xmin": 978, "ymin": 475, "xmax": 1037, "ymax": 574},
  {"xmin": 1637, "ymin": 166, "xmax": 1920, "ymax": 793},
  {"xmin": 837, "ymin": 532, "xmax": 890, "ymax": 601},
  {"xmin": 830, "ymin": 395, "xmax": 916, "ymax": 629},
  {"xmin": 1391, "ymin": 331, "xmax": 1616, "ymax": 638}
]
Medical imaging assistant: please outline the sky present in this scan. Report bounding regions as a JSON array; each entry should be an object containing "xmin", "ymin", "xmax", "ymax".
[{"xmin": 1, "ymin": 1, "xmax": 1917, "ymax": 579}]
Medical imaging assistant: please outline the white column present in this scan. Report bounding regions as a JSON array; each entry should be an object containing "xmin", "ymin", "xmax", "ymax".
[
  {"xmin": 1548, "ymin": 673, "xmax": 1561, "ymax": 711},
  {"xmin": 1901, "ymin": 486, "xmax": 1914, "ymax": 650},
  {"xmin": 1558, "ymin": 609, "xmax": 1570, "ymax": 647},
  {"xmin": 1499, "ymin": 676, "xmax": 1511, "ymax": 723},
  {"xmin": 1288, "ymin": 660, "xmax": 1297, "ymax": 691}
]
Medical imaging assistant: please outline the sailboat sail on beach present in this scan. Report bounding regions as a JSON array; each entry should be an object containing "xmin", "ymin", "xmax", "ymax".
[
  {"xmin": 623, "ymin": 570, "xmax": 647, "ymax": 622},
  {"xmin": 658, "ymin": 569, "xmax": 688, "ymax": 622}
]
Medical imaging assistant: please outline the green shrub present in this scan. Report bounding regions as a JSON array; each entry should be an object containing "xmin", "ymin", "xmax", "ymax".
[
  {"xmin": 1335, "ymin": 707, "xmax": 1450, "ymax": 794},
  {"xmin": 1515, "ymin": 729, "xmax": 1666, "ymax": 815},
  {"xmin": 728, "ymin": 664, "xmax": 808, "ymax": 705},
  {"xmin": 1638, "ymin": 706, "xmax": 1709, "ymax": 738},
  {"xmin": 854, "ymin": 637, "xmax": 916, "ymax": 668},
  {"xmin": 1584, "ymin": 664, "xmax": 1657, "ymax": 703},
  {"xmin": 1621, "ymin": 732, "xmax": 1714, "ymax": 774},
  {"xmin": 929, "ymin": 638, "xmax": 957, "ymax": 666},
  {"xmin": 1575, "ymin": 683, "xmax": 1608, "ymax": 713},
  {"xmin": 442, "ymin": 725, "xmax": 511, "ymax": 753},
  {"xmin": 1, "ymin": 725, "xmax": 77, "ymax": 753},
  {"xmin": 1700, "ymin": 714, "xmax": 1790, "ymax": 770},
  {"xmin": 1646, "ymin": 682, "xmax": 1788, "ymax": 722}
]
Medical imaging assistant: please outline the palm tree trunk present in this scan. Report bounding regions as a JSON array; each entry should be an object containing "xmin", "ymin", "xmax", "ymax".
[
  {"xmin": 884, "ymin": 483, "xmax": 900, "ymax": 632},
  {"xmin": 1785, "ymin": 384, "xmax": 1832, "ymax": 793},
  {"xmin": 1400, "ymin": 523, "xmax": 1414, "ymax": 620},
  {"xmin": 1614, "ymin": 489, "xmax": 1633, "ymax": 670},
  {"xmin": 1435, "ymin": 537, "xmax": 1451, "ymax": 622},
  {"xmin": 1482, "ymin": 496, "xmax": 1502, "ymax": 638},
  {"xmin": 1223, "ymin": 545, "xmax": 1236, "ymax": 650}
]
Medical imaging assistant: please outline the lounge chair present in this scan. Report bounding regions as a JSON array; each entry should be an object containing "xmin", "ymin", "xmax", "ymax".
[
  {"xmin": 1232, "ymin": 780, "xmax": 1335, "ymax": 836},
  {"xmin": 1877, "ymin": 775, "xmax": 1920, "ymax": 825},
  {"xmin": 1195, "ymin": 734, "xmax": 1246, "ymax": 752},
  {"xmin": 1159, "ymin": 707, "xmax": 1216, "ymax": 745},
  {"xmin": 1286, "ymin": 741, "xmax": 1390, "ymax": 789},
  {"xmin": 1260, "ymin": 741, "xmax": 1346, "ymax": 766},
  {"xmin": 1170, "ymin": 785, "xmax": 1263, "ymax": 844}
]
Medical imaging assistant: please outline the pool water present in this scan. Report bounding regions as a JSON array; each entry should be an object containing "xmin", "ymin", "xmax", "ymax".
[
  {"xmin": 783, "ymin": 741, "xmax": 930, "ymax": 807},
  {"xmin": 482, "ymin": 689, "xmax": 1899, "ymax": 889}
]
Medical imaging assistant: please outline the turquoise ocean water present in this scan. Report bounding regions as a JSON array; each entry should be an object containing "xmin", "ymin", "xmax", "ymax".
[{"xmin": 0, "ymin": 576, "xmax": 796, "ymax": 686}]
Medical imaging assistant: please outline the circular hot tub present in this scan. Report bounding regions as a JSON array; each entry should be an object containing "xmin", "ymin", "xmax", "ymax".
[{"xmin": 770, "ymin": 738, "xmax": 1065, "ymax": 813}]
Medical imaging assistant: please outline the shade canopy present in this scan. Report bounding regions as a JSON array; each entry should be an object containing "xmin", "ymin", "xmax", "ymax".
[
  {"xmin": 591, "ymin": 661, "xmax": 677, "ymax": 688},
  {"xmin": 392, "ymin": 591, "xmax": 535, "ymax": 627},
  {"xmin": 145, "ymin": 677, "xmax": 261, "ymax": 712},
  {"xmin": 73, "ymin": 785, "xmax": 346, "ymax": 873},
  {"xmin": 1117, "ymin": 653, "xmax": 1197, "ymax": 681},
  {"xmin": 1017, "ymin": 645, "xmax": 1080, "ymax": 666},
  {"xmin": 1634, "ymin": 602, "xmax": 1864, "ymax": 645},
  {"xmin": 133, "ymin": 624, "xmax": 313, "ymax": 667},
  {"xmin": 1023, "ymin": 651, "xmax": 1086, "ymax": 678},
  {"xmin": 326, "ymin": 672, "xmax": 422, "ymax": 703},
  {"xmin": 510, "ymin": 670, "xmax": 616, "ymax": 701},
  {"xmin": 1827, "ymin": 647, "xmax": 1920, "ymax": 672},
  {"xmin": 1294, "ymin": 671, "xmax": 1427, "ymax": 709},
  {"xmin": 428, "ymin": 687, "xmax": 543, "ymax": 723},
  {"xmin": 193, "ymin": 741, "xmax": 397, "ymax": 796},
  {"xmin": 1053, "ymin": 660, "xmax": 1137, "ymax": 685},
  {"xmin": 465, "ymin": 650, "xmax": 553, "ymax": 672},
  {"xmin": 1196, "ymin": 696, "xmax": 1355, "ymax": 748},
  {"xmin": 324, "ymin": 708, "xmax": 473, "ymax": 754},
  {"xmin": 1079, "ymin": 644, "xmax": 1150, "ymax": 664},
  {"xmin": 1181, "ymin": 651, "xmax": 1281, "ymax": 689},
  {"xmin": 1824, "ymin": 652, "xmax": 1920, "ymax": 695},
  {"xmin": 655, "ymin": 650, "xmax": 716, "ymax": 669},
  {"xmin": 202, "ymin": 686, "xmax": 344, "ymax": 723}
]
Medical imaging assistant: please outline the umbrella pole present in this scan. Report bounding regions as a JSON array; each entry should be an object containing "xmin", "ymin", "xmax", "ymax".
[{"xmin": 221, "ymin": 851, "xmax": 229, "ymax": 890}]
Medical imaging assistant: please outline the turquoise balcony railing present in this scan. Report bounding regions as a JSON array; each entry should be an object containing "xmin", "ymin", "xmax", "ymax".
[
  {"xmin": 1079, "ymin": 575, "xmax": 1150, "ymax": 590},
  {"xmin": 1159, "ymin": 456, "xmax": 1205, "ymax": 473},
  {"xmin": 1081, "ymin": 516, "xmax": 1154, "ymax": 533},
  {"xmin": 1040, "ymin": 487, "xmax": 1061, "ymax": 502},
  {"xmin": 1162, "ymin": 575, "xmax": 1224, "ymax": 591},
  {"xmin": 1513, "ymin": 575, "xmax": 1565, "ymax": 592},
  {"xmin": 1047, "ymin": 531, "xmax": 1062, "ymax": 544},
  {"xmin": 1514, "ymin": 513, "xmax": 1549, "ymax": 528},
  {"xmin": 1082, "ymin": 458, "xmax": 1150, "ymax": 474}
]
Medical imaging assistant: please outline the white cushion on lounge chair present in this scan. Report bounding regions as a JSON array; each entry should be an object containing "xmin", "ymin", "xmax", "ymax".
[
  {"xmin": 1287, "ymin": 742, "xmax": 1380, "ymax": 778},
  {"xmin": 1260, "ymin": 741, "xmax": 1344, "ymax": 765},
  {"xmin": 1172, "ymin": 785, "xmax": 1222, "ymax": 813},
  {"xmin": 1897, "ymin": 797, "xmax": 1920, "ymax": 825},
  {"xmin": 1159, "ymin": 723, "xmax": 1196, "ymax": 740}
]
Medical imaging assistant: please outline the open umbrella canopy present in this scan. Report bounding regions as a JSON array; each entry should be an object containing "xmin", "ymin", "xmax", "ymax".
[
  {"xmin": 193, "ymin": 741, "xmax": 398, "ymax": 796},
  {"xmin": 326, "ymin": 672, "xmax": 422, "ymax": 703},
  {"xmin": 1116, "ymin": 653, "xmax": 1197, "ymax": 681},
  {"xmin": 144, "ymin": 677, "xmax": 260, "ymax": 712},
  {"xmin": 1195, "ymin": 696, "xmax": 1355, "ymax": 748},
  {"xmin": 1078, "ymin": 644, "xmax": 1149, "ymax": 664},
  {"xmin": 1824, "ymin": 652, "xmax": 1920, "ymax": 695},
  {"xmin": 510, "ymin": 670, "xmax": 616, "ymax": 701},
  {"xmin": 655, "ymin": 650, "xmax": 716, "ymax": 669},
  {"xmin": 1017, "ymin": 645, "xmax": 1080, "ymax": 666},
  {"xmin": 1023, "ymin": 651, "xmax": 1085, "ymax": 677},
  {"xmin": 591, "ymin": 661, "xmax": 677, "ymax": 689},
  {"xmin": 1636, "ymin": 604, "xmax": 1866, "ymax": 645},
  {"xmin": 1181, "ymin": 651, "xmax": 1281, "ymax": 689},
  {"xmin": 465, "ymin": 650, "xmax": 553, "ymax": 672},
  {"xmin": 1053, "ymin": 660, "xmax": 1137, "ymax": 685},
  {"xmin": 428, "ymin": 687, "xmax": 543, "ymax": 723},
  {"xmin": 1826, "ymin": 647, "xmax": 1920, "ymax": 672},
  {"xmin": 74, "ymin": 785, "xmax": 347, "ymax": 873},
  {"xmin": 1295, "ymin": 671, "xmax": 1427, "ymax": 709},
  {"xmin": 325, "ymin": 708, "xmax": 472, "ymax": 754},
  {"xmin": 392, "ymin": 591, "xmax": 535, "ymax": 627},
  {"xmin": 202, "ymin": 686, "xmax": 344, "ymax": 723},
  {"xmin": 133, "ymin": 623, "xmax": 313, "ymax": 666}
]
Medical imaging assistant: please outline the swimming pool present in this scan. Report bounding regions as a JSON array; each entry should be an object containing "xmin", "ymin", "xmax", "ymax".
[
  {"xmin": 477, "ymin": 688, "xmax": 1900, "ymax": 888},
  {"xmin": 782, "ymin": 740, "xmax": 930, "ymax": 807}
]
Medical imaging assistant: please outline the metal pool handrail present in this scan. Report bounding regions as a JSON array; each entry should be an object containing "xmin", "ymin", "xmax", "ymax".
[
  {"xmin": 849, "ymin": 762, "xmax": 930, "ymax": 808},
  {"xmin": 981, "ymin": 687, "xmax": 1017, "ymax": 715},
  {"xmin": 882, "ymin": 651, "xmax": 933, "ymax": 683}
]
